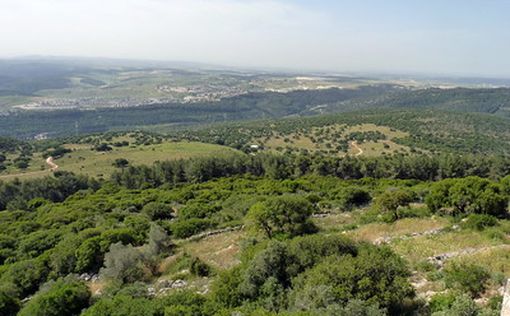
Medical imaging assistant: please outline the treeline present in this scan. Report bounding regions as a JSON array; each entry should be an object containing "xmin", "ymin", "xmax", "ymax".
[
  {"xmin": 172, "ymin": 109, "xmax": 510, "ymax": 156},
  {"xmin": 0, "ymin": 171, "xmax": 97, "ymax": 211},
  {"xmin": 331, "ymin": 87, "xmax": 510, "ymax": 117},
  {"xmin": 111, "ymin": 152, "xmax": 510, "ymax": 189},
  {"xmin": 0, "ymin": 86, "xmax": 398, "ymax": 138}
]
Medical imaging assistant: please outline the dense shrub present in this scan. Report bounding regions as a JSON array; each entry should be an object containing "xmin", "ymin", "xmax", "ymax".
[
  {"xmin": 426, "ymin": 177, "xmax": 508, "ymax": 217},
  {"xmin": 82, "ymin": 294, "xmax": 156, "ymax": 316},
  {"xmin": 179, "ymin": 202, "xmax": 220, "ymax": 220},
  {"xmin": 429, "ymin": 292, "xmax": 457, "ymax": 313},
  {"xmin": 444, "ymin": 262, "xmax": 491, "ymax": 297},
  {"xmin": 190, "ymin": 257, "xmax": 210, "ymax": 277},
  {"xmin": 335, "ymin": 187, "xmax": 372, "ymax": 211},
  {"xmin": 461, "ymin": 214, "xmax": 499, "ymax": 231},
  {"xmin": 142, "ymin": 202, "xmax": 173, "ymax": 220},
  {"xmin": 0, "ymin": 288, "xmax": 20, "ymax": 316},
  {"xmin": 75, "ymin": 236, "xmax": 102, "ymax": 273},
  {"xmin": 375, "ymin": 188, "xmax": 415, "ymax": 221},
  {"xmin": 17, "ymin": 277, "xmax": 90, "ymax": 316},
  {"xmin": 0, "ymin": 257, "xmax": 50, "ymax": 297},
  {"xmin": 430, "ymin": 294, "xmax": 479, "ymax": 316},
  {"xmin": 290, "ymin": 246, "xmax": 414, "ymax": 313},
  {"xmin": 247, "ymin": 195, "xmax": 316, "ymax": 238},
  {"xmin": 99, "ymin": 242, "xmax": 147, "ymax": 284},
  {"xmin": 170, "ymin": 218, "xmax": 213, "ymax": 239}
]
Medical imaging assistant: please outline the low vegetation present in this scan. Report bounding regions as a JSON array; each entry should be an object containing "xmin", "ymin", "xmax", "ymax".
[{"xmin": 0, "ymin": 147, "xmax": 508, "ymax": 315}]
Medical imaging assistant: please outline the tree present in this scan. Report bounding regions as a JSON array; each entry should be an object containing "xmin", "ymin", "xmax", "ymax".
[
  {"xmin": 99, "ymin": 242, "xmax": 146, "ymax": 284},
  {"xmin": 425, "ymin": 179, "xmax": 456, "ymax": 213},
  {"xmin": 428, "ymin": 177, "xmax": 508, "ymax": 216},
  {"xmin": 375, "ymin": 188, "xmax": 415, "ymax": 220},
  {"xmin": 335, "ymin": 187, "xmax": 371, "ymax": 211},
  {"xmin": 247, "ymin": 195, "xmax": 316, "ymax": 238},
  {"xmin": 113, "ymin": 158, "xmax": 129, "ymax": 168},
  {"xmin": 94, "ymin": 143, "xmax": 112, "ymax": 152},
  {"xmin": 75, "ymin": 236, "xmax": 102, "ymax": 273},
  {"xmin": 290, "ymin": 246, "xmax": 414, "ymax": 313},
  {"xmin": 0, "ymin": 288, "xmax": 20, "ymax": 316},
  {"xmin": 18, "ymin": 277, "xmax": 90, "ymax": 316},
  {"xmin": 448, "ymin": 177, "xmax": 507, "ymax": 216},
  {"xmin": 501, "ymin": 175, "xmax": 510, "ymax": 195},
  {"xmin": 142, "ymin": 202, "xmax": 173, "ymax": 220}
]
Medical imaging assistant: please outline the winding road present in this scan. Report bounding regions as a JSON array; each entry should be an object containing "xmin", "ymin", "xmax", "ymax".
[
  {"xmin": 46, "ymin": 156, "xmax": 59, "ymax": 171},
  {"xmin": 0, "ymin": 156, "xmax": 59, "ymax": 180},
  {"xmin": 350, "ymin": 141, "xmax": 364, "ymax": 156}
]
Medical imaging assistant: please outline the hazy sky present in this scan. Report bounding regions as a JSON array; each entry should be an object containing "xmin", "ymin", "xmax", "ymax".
[{"xmin": 1, "ymin": 0, "xmax": 510, "ymax": 76}]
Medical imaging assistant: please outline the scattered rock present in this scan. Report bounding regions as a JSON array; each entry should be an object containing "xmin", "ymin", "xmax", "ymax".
[
  {"xmin": 79, "ymin": 273, "xmax": 91, "ymax": 281},
  {"xmin": 185, "ymin": 226, "xmax": 243, "ymax": 241},
  {"xmin": 156, "ymin": 279, "xmax": 174, "ymax": 290},
  {"xmin": 374, "ymin": 236, "xmax": 392, "ymax": 245},
  {"xmin": 78, "ymin": 273, "xmax": 99, "ymax": 282},
  {"xmin": 372, "ymin": 227, "xmax": 446, "ymax": 246},
  {"xmin": 21, "ymin": 296, "xmax": 33, "ymax": 304},
  {"xmin": 172, "ymin": 279, "xmax": 187, "ymax": 288}
]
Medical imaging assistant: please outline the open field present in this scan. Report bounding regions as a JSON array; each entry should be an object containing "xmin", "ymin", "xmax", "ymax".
[
  {"xmin": 257, "ymin": 123, "xmax": 412, "ymax": 156},
  {"xmin": 0, "ymin": 141, "xmax": 241, "ymax": 180}
]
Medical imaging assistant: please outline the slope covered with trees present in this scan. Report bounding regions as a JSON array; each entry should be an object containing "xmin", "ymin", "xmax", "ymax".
[{"xmin": 0, "ymin": 149, "xmax": 509, "ymax": 315}]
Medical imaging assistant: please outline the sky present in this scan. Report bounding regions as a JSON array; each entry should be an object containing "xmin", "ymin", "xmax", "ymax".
[{"xmin": 1, "ymin": 0, "xmax": 510, "ymax": 77}]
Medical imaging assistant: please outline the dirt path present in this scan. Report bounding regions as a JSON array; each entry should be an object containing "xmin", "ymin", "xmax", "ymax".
[
  {"xmin": 350, "ymin": 141, "xmax": 364, "ymax": 156},
  {"xmin": 0, "ymin": 156, "xmax": 59, "ymax": 180},
  {"xmin": 46, "ymin": 156, "xmax": 59, "ymax": 171}
]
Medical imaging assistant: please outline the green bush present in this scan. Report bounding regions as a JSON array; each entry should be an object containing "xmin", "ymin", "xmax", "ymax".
[
  {"xmin": 0, "ymin": 257, "xmax": 50, "ymax": 297},
  {"xmin": 247, "ymin": 195, "xmax": 317, "ymax": 239},
  {"xmin": 179, "ymin": 202, "xmax": 220, "ymax": 219},
  {"xmin": 18, "ymin": 277, "xmax": 90, "ymax": 316},
  {"xmin": 427, "ymin": 177, "xmax": 508, "ymax": 217},
  {"xmin": 375, "ymin": 188, "xmax": 415, "ymax": 221},
  {"xmin": 99, "ymin": 242, "xmax": 147, "ymax": 284},
  {"xmin": 431, "ymin": 294, "xmax": 479, "ymax": 316},
  {"xmin": 335, "ymin": 187, "xmax": 371, "ymax": 211},
  {"xmin": 429, "ymin": 292, "xmax": 457, "ymax": 313},
  {"xmin": 190, "ymin": 257, "xmax": 210, "ymax": 277},
  {"xmin": 0, "ymin": 288, "xmax": 20, "ymax": 316},
  {"xmin": 290, "ymin": 246, "xmax": 414, "ymax": 313},
  {"xmin": 170, "ymin": 218, "xmax": 213, "ymax": 239},
  {"xmin": 142, "ymin": 202, "xmax": 173, "ymax": 221},
  {"xmin": 444, "ymin": 262, "xmax": 490, "ymax": 297},
  {"xmin": 75, "ymin": 236, "xmax": 102, "ymax": 273},
  {"xmin": 462, "ymin": 214, "xmax": 498, "ymax": 231},
  {"xmin": 82, "ymin": 294, "xmax": 156, "ymax": 316}
]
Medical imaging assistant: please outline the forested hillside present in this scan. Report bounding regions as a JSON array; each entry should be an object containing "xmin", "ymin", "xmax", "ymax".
[
  {"xmin": 172, "ymin": 109, "xmax": 510, "ymax": 156},
  {"xmin": 316, "ymin": 87, "xmax": 510, "ymax": 117},
  {"xmin": 1, "ymin": 151, "xmax": 510, "ymax": 315},
  {"xmin": 2, "ymin": 86, "xmax": 510, "ymax": 139}
]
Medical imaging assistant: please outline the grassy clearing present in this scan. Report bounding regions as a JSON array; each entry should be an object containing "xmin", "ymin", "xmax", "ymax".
[
  {"xmin": 181, "ymin": 230, "xmax": 244, "ymax": 270},
  {"xmin": 312, "ymin": 213, "xmax": 358, "ymax": 231},
  {"xmin": 1, "ymin": 141, "xmax": 241, "ymax": 180},
  {"xmin": 391, "ymin": 229, "xmax": 507, "ymax": 265},
  {"xmin": 0, "ymin": 152, "xmax": 51, "ymax": 181},
  {"xmin": 258, "ymin": 123, "xmax": 411, "ymax": 156},
  {"xmin": 446, "ymin": 245, "xmax": 510, "ymax": 277},
  {"xmin": 346, "ymin": 217, "xmax": 450, "ymax": 242}
]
